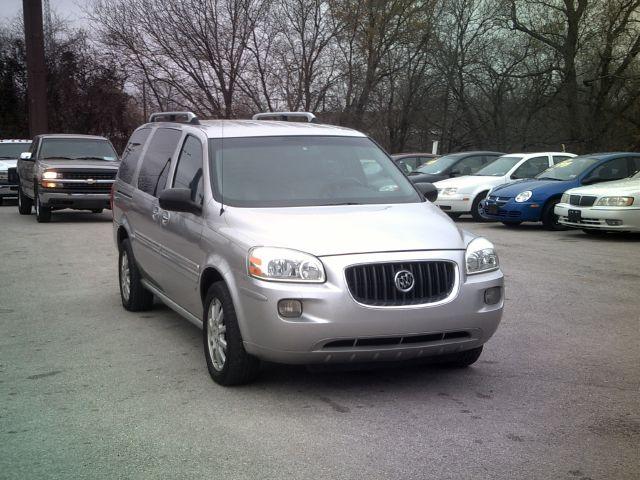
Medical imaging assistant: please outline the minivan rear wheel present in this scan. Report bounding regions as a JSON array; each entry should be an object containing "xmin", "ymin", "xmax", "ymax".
[
  {"xmin": 203, "ymin": 282, "xmax": 260, "ymax": 386},
  {"xmin": 118, "ymin": 238, "xmax": 154, "ymax": 311}
]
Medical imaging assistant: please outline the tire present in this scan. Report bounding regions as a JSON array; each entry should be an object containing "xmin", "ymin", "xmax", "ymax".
[
  {"xmin": 203, "ymin": 281, "xmax": 260, "ymax": 386},
  {"xmin": 0, "ymin": 197, "xmax": 4, "ymax": 206},
  {"xmin": 91, "ymin": 209, "xmax": 104, "ymax": 214},
  {"xmin": 471, "ymin": 192, "xmax": 488, "ymax": 222},
  {"xmin": 441, "ymin": 346, "xmax": 483, "ymax": 368},
  {"xmin": 34, "ymin": 187, "xmax": 52, "ymax": 223},
  {"xmin": 18, "ymin": 187, "xmax": 33, "ymax": 215},
  {"xmin": 118, "ymin": 238, "xmax": 154, "ymax": 311},
  {"xmin": 501, "ymin": 221, "xmax": 522, "ymax": 227},
  {"xmin": 447, "ymin": 212, "xmax": 461, "ymax": 219},
  {"xmin": 541, "ymin": 198, "xmax": 566, "ymax": 231}
]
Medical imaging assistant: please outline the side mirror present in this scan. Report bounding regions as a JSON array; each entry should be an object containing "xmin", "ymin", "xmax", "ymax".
[
  {"xmin": 20, "ymin": 152, "xmax": 33, "ymax": 161},
  {"xmin": 159, "ymin": 188, "xmax": 202, "ymax": 214},
  {"xmin": 415, "ymin": 182, "xmax": 438, "ymax": 202}
]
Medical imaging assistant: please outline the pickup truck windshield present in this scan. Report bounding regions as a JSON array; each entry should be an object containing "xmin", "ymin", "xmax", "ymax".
[
  {"xmin": 0, "ymin": 143, "xmax": 31, "ymax": 158},
  {"xmin": 40, "ymin": 138, "xmax": 118, "ymax": 161},
  {"xmin": 209, "ymin": 136, "xmax": 422, "ymax": 207}
]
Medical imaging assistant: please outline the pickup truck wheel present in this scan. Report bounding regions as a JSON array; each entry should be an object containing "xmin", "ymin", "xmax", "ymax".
[
  {"xmin": 119, "ymin": 238, "xmax": 153, "ymax": 311},
  {"xmin": 203, "ymin": 282, "xmax": 260, "ymax": 386},
  {"xmin": 441, "ymin": 346, "xmax": 483, "ymax": 368},
  {"xmin": 471, "ymin": 192, "xmax": 488, "ymax": 222},
  {"xmin": 34, "ymin": 189, "xmax": 51, "ymax": 223},
  {"xmin": 18, "ymin": 187, "xmax": 33, "ymax": 215}
]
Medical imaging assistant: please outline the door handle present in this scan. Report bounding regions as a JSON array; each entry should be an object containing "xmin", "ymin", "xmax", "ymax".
[
  {"xmin": 161, "ymin": 211, "xmax": 171, "ymax": 225},
  {"xmin": 152, "ymin": 206, "xmax": 160, "ymax": 221}
]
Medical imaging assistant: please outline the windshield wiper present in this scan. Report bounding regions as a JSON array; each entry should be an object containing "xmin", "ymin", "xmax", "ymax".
[
  {"xmin": 536, "ymin": 176, "xmax": 562, "ymax": 181},
  {"xmin": 0, "ymin": 156, "xmax": 17, "ymax": 159},
  {"xmin": 319, "ymin": 202, "xmax": 363, "ymax": 206},
  {"xmin": 43, "ymin": 156, "xmax": 76, "ymax": 160},
  {"xmin": 75, "ymin": 156, "xmax": 112, "ymax": 160}
]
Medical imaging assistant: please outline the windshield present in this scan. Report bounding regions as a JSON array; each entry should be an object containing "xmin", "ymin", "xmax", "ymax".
[
  {"xmin": 535, "ymin": 157, "xmax": 599, "ymax": 181},
  {"xmin": 0, "ymin": 142, "xmax": 31, "ymax": 159},
  {"xmin": 474, "ymin": 156, "xmax": 522, "ymax": 176},
  {"xmin": 40, "ymin": 138, "xmax": 118, "ymax": 161},
  {"xmin": 412, "ymin": 154, "xmax": 461, "ymax": 174},
  {"xmin": 209, "ymin": 136, "xmax": 422, "ymax": 207}
]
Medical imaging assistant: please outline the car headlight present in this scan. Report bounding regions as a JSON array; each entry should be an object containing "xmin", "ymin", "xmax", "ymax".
[
  {"xmin": 441, "ymin": 187, "xmax": 458, "ymax": 196},
  {"xmin": 561, "ymin": 193, "xmax": 570, "ymax": 204},
  {"xmin": 595, "ymin": 196, "xmax": 634, "ymax": 207},
  {"xmin": 247, "ymin": 247, "xmax": 325, "ymax": 283},
  {"xmin": 42, "ymin": 170, "xmax": 61, "ymax": 179},
  {"xmin": 465, "ymin": 237, "xmax": 499, "ymax": 275},
  {"xmin": 515, "ymin": 190, "xmax": 532, "ymax": 202}
]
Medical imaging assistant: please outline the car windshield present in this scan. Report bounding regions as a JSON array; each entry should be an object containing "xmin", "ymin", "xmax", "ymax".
[
  {"xmin": 0, "ymin": 143, "xmax": 31, "ymax": 159},
  {"xmin": 535, "ymin": 156, "xmax": 599, "ymax": 181},
  {"xmin": 209, "ymin": 136, "xmax": 422, "ymax": 207},
  {"xmin": 412, "ymin": 154, "xmax": 462, "ymax": 174},
  {"xmin": 40, "ymin": 138, "xmax": 118, "ymax": 161},
  {"xmin": 473, "ymin": 156, "xmax": 522, "ymax": 176}
]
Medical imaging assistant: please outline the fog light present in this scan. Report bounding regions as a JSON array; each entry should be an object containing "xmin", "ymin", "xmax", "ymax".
[
  {"xmin": 605, "ymin": 219, "xmax": 622, "ymax": 226},
  {"xmin": 42, "ymin": 181, "xmax": 57, "ymax": 188},
  {"xmin": 484, "ymin": 287, "xmax": 502, "ymax": 305},
  {"xmin": 278, "ymin": 299, "xmax": 303, "ymax": 318}
]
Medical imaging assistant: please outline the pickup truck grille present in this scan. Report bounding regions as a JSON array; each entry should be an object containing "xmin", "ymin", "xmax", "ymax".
[
  {"xmin": 345, "ymin": 261, "xmax": 456, "ymax": 306},
  {"xmin": 43, "ymin": 183, "xmax": 112, "ymax": 194},
  {"xmin": 60, "ymin": 170, "xmax": 117, "ymax": 180}
]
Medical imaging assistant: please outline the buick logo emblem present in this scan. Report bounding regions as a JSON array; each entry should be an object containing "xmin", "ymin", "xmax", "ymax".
[{"xmin": 394, "ymin": 270, "xmax": 415, "ymax": 293}]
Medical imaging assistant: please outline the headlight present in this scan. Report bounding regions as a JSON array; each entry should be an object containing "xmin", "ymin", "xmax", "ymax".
[
  {"xmin": 247, "ymin": 247, "xmax": 325, "ymax": 283},
  {"xmin": 595, "ymin": 196, "xmax": 634, "ymax": 207},
  {"xmin": 515, "ymin": 190, "xmax": 532, "ymax": 202},
  {"xmin": 465, "ymin": 237, "xmax": 499, "ymax": 275},
  {"xmin": 42, "ymin": 171, "xmax": 61, "ymax": 179},
  {"xmin": 561, "ymin": 193, "xmax": 570, "ymax": 204},
  {"xmin": 441, "ymin": 187, "xmax": 458, "ymax": 196}
]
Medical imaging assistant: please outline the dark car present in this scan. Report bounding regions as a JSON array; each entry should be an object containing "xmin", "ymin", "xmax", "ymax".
[
  {"xmin": 407, "ymin": 151, "xmax": 504, "ymax": 184},
  {"xmin": 391, "ymin": 153, "xmax": 438, "ymax": 175}
]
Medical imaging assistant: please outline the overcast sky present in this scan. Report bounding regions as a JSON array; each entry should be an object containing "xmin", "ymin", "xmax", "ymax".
[{"xmin": 2, "ymin": 0, "xmax": 89, "ymax": 26}]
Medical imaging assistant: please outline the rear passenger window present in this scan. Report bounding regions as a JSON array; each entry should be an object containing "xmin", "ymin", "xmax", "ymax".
[
  {"xmin": 137, "ymin": 128, "xmax": 182, "ymax": 197},
  {"xmin": 512, "ymin": 156, "xmax": 549, "ymax": 179},
  {"xmin": 172, "ymin": 136, "xmax": 204, "ymax": 205},
  {"xmin": 118, "ymin": 128, "xmax": 151, "ymax": 184},
  {"xmin": 553, "ymin": 155, "xmax": 572, "ymax": 164}
]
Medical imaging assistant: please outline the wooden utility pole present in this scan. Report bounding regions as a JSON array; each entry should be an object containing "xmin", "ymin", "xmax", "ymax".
[{"xmin": 23, "ymin": 0, "xmax": 48, "ymax": 136}]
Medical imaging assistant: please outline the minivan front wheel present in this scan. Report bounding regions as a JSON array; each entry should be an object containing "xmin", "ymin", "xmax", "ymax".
[
  {"xmin": 203, "ymin": 282, "xmax": 260, "ymax": 386},
  {"xmin": 118, "ymin": 238, "xmax": 153, "ymax": 311}
]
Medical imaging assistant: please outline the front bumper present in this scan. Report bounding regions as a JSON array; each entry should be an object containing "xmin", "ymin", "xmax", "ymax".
[
  {"xmin": 0, "ymin": 184, "xmax": 18, "ymax": 197},
  {"xmin": 233, "ymin": 250, "xmax": 504, "ymax": 364},
  {"xmin": 484, "ymin": 196, "xmax": 542, "ymax": 222},
  {"xmin": 555, "ymin": 203, "xmax": 640, "ymax": 232},
  {"xmin": 39, "ymin": 190, "xmax": 111, "ymax": 210},
  {"xmin": 435, "ymin": 194, "xmax": 474, "ymax": 213}
]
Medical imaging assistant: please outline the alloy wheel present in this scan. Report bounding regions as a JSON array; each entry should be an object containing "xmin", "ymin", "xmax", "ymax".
[
  {"xmin": 207, "ymin": 298, "xmax": 227, "ymax": 371},
  {"xmin": 120, "ymin": 250, "xmax": 131, "ymax": 302}
]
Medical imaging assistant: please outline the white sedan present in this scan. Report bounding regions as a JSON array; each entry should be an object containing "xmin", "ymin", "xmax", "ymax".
[
  {"xmin": 434, "ymin": 152, "xmax": 575, "ymax": 221},
  {"xmin": 555, "ymin": 171, "xmax": 640, "ymax": 233}
]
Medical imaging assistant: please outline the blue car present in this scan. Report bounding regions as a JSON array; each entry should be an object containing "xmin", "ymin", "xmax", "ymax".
[{"xmin": 483, "ymin": 153, "xmax": 640, "ymax": 229}]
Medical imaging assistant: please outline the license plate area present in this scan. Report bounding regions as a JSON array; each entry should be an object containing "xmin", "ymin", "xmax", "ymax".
[{"xmin": 568, "ymin": 209, "xmax": 581, "ymax": 223}]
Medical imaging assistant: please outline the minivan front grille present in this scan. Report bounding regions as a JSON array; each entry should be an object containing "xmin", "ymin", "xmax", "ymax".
[{"xmin": 345, "ymin": 261, "xmax": 456, "ymax": 306}]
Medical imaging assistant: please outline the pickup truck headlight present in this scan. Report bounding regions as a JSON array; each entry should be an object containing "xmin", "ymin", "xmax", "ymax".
[
  {"xmin": 465, "ymin": 237, "xmax": 499, "ymax": 275},
  {"xmin": 595, "ymin": 196, "xmax": 634, "ymax": 207},
  {"xmin": 42, "ymin": 170, "xmax": 61, "ymax": 179},
  {"xmin": 248, "ymin": 247, "xmax": 325, "ymax": 283},
  {"xmin": 515, "ymin": 190, "xmax": 532, "ymax": 202}
]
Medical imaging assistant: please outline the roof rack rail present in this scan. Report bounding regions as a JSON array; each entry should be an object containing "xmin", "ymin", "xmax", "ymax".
[
  {"xmin": 148, "ymin": 111, "xmax": 200, "ymax": 124},
  {"xmin": 252, "ymin": 111, "xmax": 317, "ymax": 123}
]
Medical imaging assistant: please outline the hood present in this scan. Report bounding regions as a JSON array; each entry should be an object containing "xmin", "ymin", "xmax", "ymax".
[
  {"xmin": 0, "ymin": 159, "xmax": 17, "ymax": 170},
  {"xmin": 221, "ymin": 202, "xmax": 467, "ymax": 257},
  {"xmin": 490, "ymin": 179, "xmax": 571, "ymax": 197},
  {"xmin": 565, "ymin": 177, "xmax": 640, "ymax": 196},
  {"xmin": 408, "ymin": 173, "xmax": 447, "ymax": 184},
  {"xmin": 434, "ymin": 175, "xmax": 503, "ymax": 192},
  {"xmin": 39, "ymin": 159, "xmax": 120, "ymax": 170}
]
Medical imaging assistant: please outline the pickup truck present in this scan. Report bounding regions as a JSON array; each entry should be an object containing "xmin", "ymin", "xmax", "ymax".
[
  {"xmin": 17, "ymin": 134, "xmax": 120, "ymax": 222},
  {"xmin": 0, "ymin": 139, "xmax": 32, "ymax": 205}
]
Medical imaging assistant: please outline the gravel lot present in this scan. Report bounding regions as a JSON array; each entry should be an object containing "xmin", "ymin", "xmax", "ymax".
[{"xmin": 1, "ymin": 204, "xmax": 638, "ymax": 480}]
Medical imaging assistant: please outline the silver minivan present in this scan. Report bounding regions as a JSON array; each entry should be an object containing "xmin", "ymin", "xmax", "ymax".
[{"xmin": 112, "ymin": 111, "xmax": 504, "ymax": 385}]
